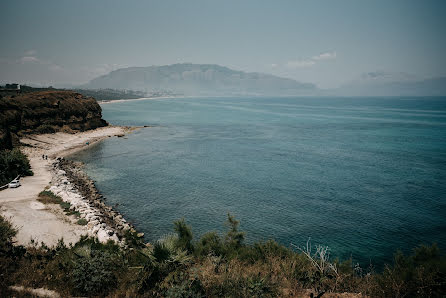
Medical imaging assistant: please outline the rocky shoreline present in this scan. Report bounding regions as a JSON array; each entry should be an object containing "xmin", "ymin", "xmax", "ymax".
[{"xmin": 47, "ymin": 157, "xmax": 140, "ymax": 246}]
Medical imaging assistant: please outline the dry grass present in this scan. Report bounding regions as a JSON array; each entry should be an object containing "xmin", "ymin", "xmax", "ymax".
[{"xmin": 37, "ymin": 190, "xmax": 63, "ymax": 204}]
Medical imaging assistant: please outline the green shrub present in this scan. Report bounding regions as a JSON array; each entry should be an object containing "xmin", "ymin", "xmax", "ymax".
[
  {"xmin": 0, "ymin": 215, "xmax": 16, "ymax": 249},
  {"xmin": 225, "ymin": 213, "xmax": 245, "ymax": 248},
  {"xmin": 0, "ymin": 148, "xmax": 33, "ymax": 185},
  {"xmin": 373, "ymin": 244, "xmax": 446, "ymax": 297},
  {"xmin": 0, "ymin": 215, "xmax": 25, "ymax": 296},
  {"xmin": 71, "ymin": 250, "xmax": 117, "ymax": 296},
  {"xmin": 38, "ymin": 190, "xmax": 63, "ymax": 204},
  {"xmin": 0, "ymin": 213, "xmax": 445, "ymax": 297},
  {"xmin": 123, "ymin": 229, "xmax": 146, "ymax": 248},
  {"xmin": 38, "ymin": 191, "xmax": 73, "ymax": 214},
  {"xmin": 173, "ymin": 218, "xmax": 194, "ymax": 253},
  {"xmin": 36, "ymin": 124, "xmax": 57, "ymax": 134},
  {"xmin": 59, "ymin": 201, "xmax": 71, "ymax": 211},
  {"xmin": 65, "ymin": 210, "xmax": 80, "ymax": 217},
  {"xmin": 77, "ymin": 218, "xmax": 87, "ymax": 226},
  {"xmin": 164, "ymin": 271, "xmax": 204, "ymax": 298},
  {"xmin": 224, "ymin": 213, "xmax": 245, "ymax": 257},
  {"xmin": 195, "ymin": 232, "xmax": 225, "ymax": 257},
  {"xmin": 238, "ymin": 239, "xmax": 292, "ymax": 263}
]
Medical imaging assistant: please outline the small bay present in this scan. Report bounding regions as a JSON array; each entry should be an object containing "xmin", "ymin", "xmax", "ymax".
[{"xmin": 70, "ymin": 96, "xmax": 446, "ymax": 266}]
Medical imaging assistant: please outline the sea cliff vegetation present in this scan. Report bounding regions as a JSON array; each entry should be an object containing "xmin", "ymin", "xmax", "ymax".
[
  {"xmin": 0, "ymin": 148, "xmax": 33, "ymax": 186},
  {"xmin": 0, "ymin": 89, "xmax": 106, "ymax": 185},
  {"xmin": 1, "ymin": 214, "xmax": 444, "ymax": 297},
  {"xmin": 0, "ymin": 90, "xmax": 107, "ymax": 150}
]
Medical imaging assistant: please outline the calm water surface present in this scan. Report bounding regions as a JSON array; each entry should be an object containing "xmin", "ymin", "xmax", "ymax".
[{"xmin": 71, "ymin": 96, "xmax": 446, "ymax": 266}]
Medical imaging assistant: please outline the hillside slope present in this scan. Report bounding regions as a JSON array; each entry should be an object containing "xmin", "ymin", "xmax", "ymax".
[{"xmin": 0, "ymin": 91, "xmax": 107, "ymax": 150}]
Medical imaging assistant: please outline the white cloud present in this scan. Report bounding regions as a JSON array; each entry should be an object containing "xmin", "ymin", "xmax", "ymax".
[
  {"xmin": 49, "ymin": 64, "xmax": 63, "ymax": 71},
  {"xmin": 17, "ymin": 55, "xmax": 63, "ymax": 72},
  {"xmin": 19, "ymin": 56, "xmax": 40, "ymax": 63},
  {"xmin": 312, "ymin": 52, "xmax": 337, "ymax": 61},
  {"xmin": 282, "ymin": 51, "xmax": 337, "ymax": 69},
  {"xmin": 24, "ymin": 50, "xmax": 37, "ymax": 56},
  {"xmin": 1, "ymin": 55, "xmax": 127, "ymax": 86},
  {"xmin": 286, "ymin": 60, "xmax": 316, "ymax": 68}
]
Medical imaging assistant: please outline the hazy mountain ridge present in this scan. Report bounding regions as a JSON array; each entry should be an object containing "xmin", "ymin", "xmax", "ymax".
[{"xmin": 82, "ymin": 63, "xmax": 317, "ymax": 96}]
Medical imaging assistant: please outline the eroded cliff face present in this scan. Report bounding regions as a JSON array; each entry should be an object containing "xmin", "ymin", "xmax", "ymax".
[{"xmin": 0, "ymin": 91, "xmax": 108, "ymax": 149}]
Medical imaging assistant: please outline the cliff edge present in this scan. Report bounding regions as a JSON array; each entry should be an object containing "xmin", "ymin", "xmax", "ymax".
[{"xmin": 0, "ymin": 91, "xmax": 107, "ymax": 150}]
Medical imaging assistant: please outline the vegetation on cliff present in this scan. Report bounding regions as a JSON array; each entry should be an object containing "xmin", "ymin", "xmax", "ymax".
[
  {"xmin": 0, "ymin": 89, "xmax": 108, "ymax": 185},
  {"xmin": 0, "ymin": 90, "xmax": 107, "ymax": 150},
  {"xmin": 0, "ymin": 148, "xmax": 33, "ymax": 185},
  {"xmin": 1, "ymin": 84, "xmax": 167, "ymax": 101},
  {"xmin": 1, "ymin": 214, "xmax": 444, "ymax": 297}
]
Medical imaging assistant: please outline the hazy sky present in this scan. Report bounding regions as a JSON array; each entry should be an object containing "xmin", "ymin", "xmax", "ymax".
[{"xmin": 1, "ymin": 0, "xmax": 445, "ymax": 88}]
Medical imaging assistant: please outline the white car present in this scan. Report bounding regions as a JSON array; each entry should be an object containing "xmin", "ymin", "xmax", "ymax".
[{"xmin": 8, "ymin": 180, "xmax": 21, "ymax": 188}]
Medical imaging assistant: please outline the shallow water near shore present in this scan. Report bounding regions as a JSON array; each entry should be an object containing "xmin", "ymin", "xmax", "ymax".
[{"xmin": 70, "ymin": 96, "xmax": 446, "ymax": 266}]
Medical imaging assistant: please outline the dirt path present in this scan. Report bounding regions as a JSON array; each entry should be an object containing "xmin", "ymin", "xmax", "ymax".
[{"xmin": 0, "ymin": 126, "xmax": 131, "ymax": 247}]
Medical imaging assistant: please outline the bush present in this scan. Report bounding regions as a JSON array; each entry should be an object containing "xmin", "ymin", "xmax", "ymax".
[
  {"xmin": 0, "ymin": 148, "xmax": 33, "ymax": 185},
  {"xmin": 174, "ymin": 218, "xmax": 193, "ymax": 253},
  {"xmin": 70, "ymin": 240, "xmax": 120, "ymax": 296},
  {"xmin": 0, "ymin": 215, "xmax": 25, "ymax": 296},
  {"xmin": 38, "ymin": 191, "xmax": 74, "ymax": 215},
  {"xmin": 77, "ymin": 218, "xmax": 87, "ymax": 226},
  {"xmin": 225, "ymin": 213, "xmax": 245, "ymax": 250},
  {"xmin": 71, "ymin": 251, "xmax": 116, "ymax": 296},
  {"xmin": 0, "ymin": 215, "xmax": 17, "ymax": 249},
  {"xmin": 373, "ymin": 244, "xmax": 446, "ymax": 297},
  {"xmin": 238, "ymin": 240, "xmax": 292, "ymax": 263},
  {"xmin": 59, "ymin": 201, "xmax": 71, "ymax": 211},
  {"xmin": 36, "ymin": 124, "xmax": 57, "ymax": 134},
  {"xmin": 0, "ymin": 213, "xmax": 445, "ymax": 297},
  {"xmin": 38, "ymin": 190, "xmax": 63, "ymax": 204},
  {"xmin": 195, "ymin": 232, "xmax": 225, "ymax": 257}
]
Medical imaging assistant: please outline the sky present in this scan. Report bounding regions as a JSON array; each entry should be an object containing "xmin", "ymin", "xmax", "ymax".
[{"xmin": 1, "ymin": 0, "xmax": 445, "ymax": 89}]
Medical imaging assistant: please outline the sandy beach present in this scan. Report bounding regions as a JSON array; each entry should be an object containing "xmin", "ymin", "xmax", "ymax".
[{"xmin": 0, "ymin": 126, "xmax": 133, "ymax": 247}]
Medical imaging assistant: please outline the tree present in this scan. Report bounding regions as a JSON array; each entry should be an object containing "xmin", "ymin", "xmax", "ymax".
[
  {"xmin": 225, "ymin": 213, "xmax": 245, "ymax": 250},
  {"xmin": 174, "ymin": 218, "xmax": 193, "ymax": 253}
]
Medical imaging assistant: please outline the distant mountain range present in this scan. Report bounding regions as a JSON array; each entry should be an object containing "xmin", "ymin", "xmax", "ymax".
[
  {"xmin": 81, "ymin": 63, "xmax": 446, "ymax": 97},
  {"xmin": 81, "ymin": 63, "xmax": 317, "ymax": 96}
]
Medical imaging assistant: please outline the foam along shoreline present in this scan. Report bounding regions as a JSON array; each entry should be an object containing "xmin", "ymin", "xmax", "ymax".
[{"xmin": 0, "ymin": 126, "xmax": 139, "ymax": 247}]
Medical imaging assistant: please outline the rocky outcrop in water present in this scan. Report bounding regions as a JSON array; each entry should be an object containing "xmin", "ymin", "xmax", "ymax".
[{"xmin": 0, "ymin": 91, "xmax": 107, "ymax": 150}]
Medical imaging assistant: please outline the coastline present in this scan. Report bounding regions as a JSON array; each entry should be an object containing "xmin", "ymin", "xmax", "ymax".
[
  {"xmin": 97, "ymin": 94, "xmax": 222, "ymax": 105},
  {"xmin": 0, "ymin": 126, "xmax": 139, "ymax": 247},
  {"xmin": 98, "ymin": 95, "xmax": 179, "ymax": 104}
]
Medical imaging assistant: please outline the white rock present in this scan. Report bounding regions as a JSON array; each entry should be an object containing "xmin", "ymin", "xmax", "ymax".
[
  {"xmin": 97, "ymin": 229, "xmax": 110, "ymax": 243},
  {"xmin": 92, "ymin": 225, "xmax": 100, "ymax": 234},
  {"xmin": 110, "ymin": 234, "xmax": 119, "ymax": 242}
]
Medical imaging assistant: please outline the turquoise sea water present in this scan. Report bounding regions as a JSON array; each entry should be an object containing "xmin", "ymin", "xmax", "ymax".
[{"xmin": 71, "ymin": 96, "xmax": 446, "ymax": 266}]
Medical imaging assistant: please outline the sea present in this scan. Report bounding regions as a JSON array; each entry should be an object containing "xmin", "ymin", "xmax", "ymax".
[{"xmin": 70, "ymin": 96, "xmax": 446, "ymax": 266}]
